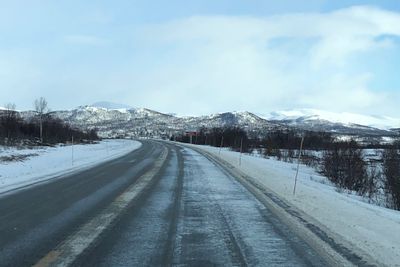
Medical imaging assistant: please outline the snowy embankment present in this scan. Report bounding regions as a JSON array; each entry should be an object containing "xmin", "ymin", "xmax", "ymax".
[
  {"xmin": 184, "ymin": 144, "xmax": 400, "ymax": 267},
  {"xmin": 0, "ymin": 139, "xmax": 141, "ymax": 194}
]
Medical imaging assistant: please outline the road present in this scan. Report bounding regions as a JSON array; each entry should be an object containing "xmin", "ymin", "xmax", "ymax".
[{"xmin": 0, "ymin": 140, "xmax": 326, "ymax": 266}]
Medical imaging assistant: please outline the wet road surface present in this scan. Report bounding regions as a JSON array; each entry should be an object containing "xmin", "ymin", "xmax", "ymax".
[
  {"xmin": 0, "ymin": 141, "xmax": 163, "ymax": 266},
  {"xmin": 0, "ymin": 141, "xmax": 326, "ymax": 266},
  {"xmin": 79, "ymin": 143, "xmax": 325, "ymax": 266}
]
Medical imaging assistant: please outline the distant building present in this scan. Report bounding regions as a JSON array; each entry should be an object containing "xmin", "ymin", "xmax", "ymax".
[
  {"xmin": 184, "ymin": 131, "xmax": 198, "ymax": 137},
  {"xmin": 184, "ymin": 130, "xmax": 198, "ymax": 144}
]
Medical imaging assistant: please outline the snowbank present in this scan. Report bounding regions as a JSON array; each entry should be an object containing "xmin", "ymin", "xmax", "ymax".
[
  {"xmin": 0, "ymin": 140, "xmax": 141, "ymax": 194},
  {"xmin": 184, "ymin": 144, "xmax": 400, "ymax": 267}
]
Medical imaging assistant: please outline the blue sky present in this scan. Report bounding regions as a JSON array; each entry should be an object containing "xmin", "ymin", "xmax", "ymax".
[{"xmin": 1, "ymin": 0, "xmax": 400, "ymax": 117}]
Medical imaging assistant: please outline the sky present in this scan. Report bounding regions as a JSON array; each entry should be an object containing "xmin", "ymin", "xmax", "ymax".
[{"xmin": 1, "ymin": 0, "xmax": 400, "ymax": 117}]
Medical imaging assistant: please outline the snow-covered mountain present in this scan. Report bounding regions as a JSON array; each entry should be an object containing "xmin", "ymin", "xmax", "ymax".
[
  {"xmin": 25, "ymin": 105, "xmax": 279, "ymax": 138},
  {"xmin": 181, "ymin": 111, "xmax": 273, "ymax": 130},
  {"xmin": 264, "ymin": 109, "xmax": 400, "ymax": 131},
  {"xmin": 17, "ymin": 104, "xmax": 399, "ymax": 139},
  {"xmin": 44, "ymin": 105, "xmax": 175, "ymax": 138},
  {"xmin": 91, "ymin": 101, "xmax": 133, "ymax": 110}
]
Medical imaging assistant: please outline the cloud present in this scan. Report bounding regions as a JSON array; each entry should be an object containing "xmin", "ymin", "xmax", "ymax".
[
  {"xmin": 298, "ymin": 73, "xmax": 386, "ymax": 110},
  {"xmin": 63, "ymin": 35, "xmax": 108, "ymax": 46},
  {"xmin": 147, "ymin": 5, "xmax": 400, "ymax": 65},
  {"xmin": 130, "ymin": 5, "xmax": 400, "ymax": 115},
  {"xmin": 1, "ymin": 5, "xmax": 399, "ymax": 117}
]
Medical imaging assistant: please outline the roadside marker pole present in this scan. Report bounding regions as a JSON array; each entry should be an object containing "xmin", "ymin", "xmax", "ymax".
[
  {"xmin": 219, "ymin": 136, "xmax": 224, "ymax": 155},
  {"xmin": 293, "ymin": 136, "xmax": 304, "ymax": 196},
  {"xmin": 239, "ymin": 137, "xmax": 243, "ymax": 166},
  {"xmin": 71, "ymin": 136, "xmax": 74, "ymax": 166}
]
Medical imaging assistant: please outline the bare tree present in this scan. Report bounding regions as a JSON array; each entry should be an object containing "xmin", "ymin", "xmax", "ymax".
[
  {"xmin": 1, "ymin": 103, "xmax": 18, "ymax": 144},
  {"xmin": 322, "ymin": 140, "xmax": 367, "ymax": 192},
  {"xmin": 4, "ymin": 103, "xmax": 16, "ymax": 111},
  {"xmin": 382, "ymin": 147, "xmax": 400, "ymax": 210},
  {"xmin": 34, "ymin": 97, "xmax": 48, "ymax": 143}
]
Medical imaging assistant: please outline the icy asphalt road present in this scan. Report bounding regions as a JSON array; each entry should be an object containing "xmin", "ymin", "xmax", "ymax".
[{"xmin": 0, "ymin": 140, "xmax": 326, "ymax": 266}]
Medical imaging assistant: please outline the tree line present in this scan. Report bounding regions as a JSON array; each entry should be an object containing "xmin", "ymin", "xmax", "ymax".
[
  {"xmin": 174, "ymin": 127, "xmax": 250, "ymax": 152},
  {"xmin": 0, "ymin": 98, "xmax": 99, "ymax": 146},
  {"xmin": 172, "ymin": 127, "xmax": 338, "ymax": 152}
]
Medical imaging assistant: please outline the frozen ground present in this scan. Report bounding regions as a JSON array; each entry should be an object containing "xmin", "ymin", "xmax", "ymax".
[
  {"xmin": 0, "ymin": 139, "xmax": 141, "ymax": 194},
  {"xmin": 184, "ymin": 143, "xmax": 400, "ymax": 267}
]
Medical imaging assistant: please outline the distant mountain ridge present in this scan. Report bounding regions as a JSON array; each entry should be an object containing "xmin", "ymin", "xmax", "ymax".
[
  {"xmin": 41, "ymin": 105, "xmax": 278, "ymax": 138},
  {"xmin": 263, "ymin": 109, "xmax": 399, "ymax": 131},
  {"xmin": 16, "ymin": 103, "xmax": 399, "ymax": 139},
  {"xmin": 91, "ymin": 101, "xmax": 133, "ymax": 110}
]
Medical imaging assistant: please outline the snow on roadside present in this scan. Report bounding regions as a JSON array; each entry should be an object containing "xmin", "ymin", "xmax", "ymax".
[
  {"xmin": 0, "ymin": 139, "xmax": 141, "ymax": 194},
  {"xmin": 184, "ymin": 143, "xmax": 400, "ymax": 267}
]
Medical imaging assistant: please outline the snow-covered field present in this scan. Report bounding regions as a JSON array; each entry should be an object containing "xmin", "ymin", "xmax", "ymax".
[
  {"xmin": 184, "ymin": 144, "xmax": 400, "ymax": 267},
  {"xmin": 0, "ymin": 139, "xmax": 141, "ymax": 194}
]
